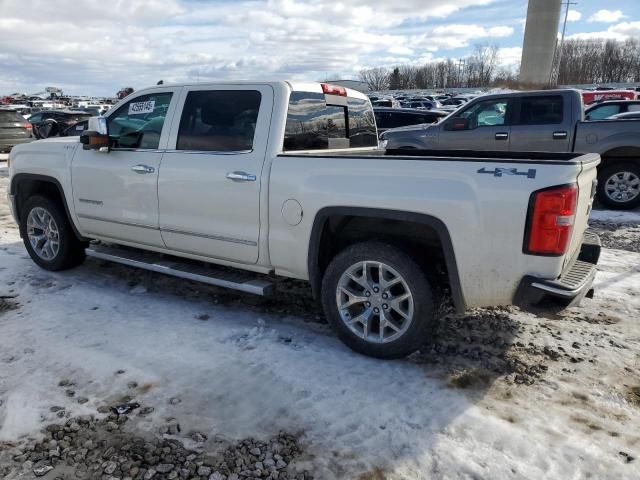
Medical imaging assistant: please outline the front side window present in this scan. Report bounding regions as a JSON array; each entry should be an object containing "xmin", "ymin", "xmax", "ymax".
[
  {"xmin": 107, "ymin": 92, "xmax": 173, "ymax": 149},
  {"xmin": 518, "ymin": 96, "xmax": 563, "ymax": 125},
  {"xmin": 177, "ymin": 90, "xmax": 261, "ymax": 152},
  {"xmin": 459, "ymin": 99, "xmax": 508, "ymax": 128}
]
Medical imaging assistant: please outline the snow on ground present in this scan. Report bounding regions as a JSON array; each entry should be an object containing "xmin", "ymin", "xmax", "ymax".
[
  {"xmin": 0, "ymin": 173, "xmax": 639, "ymax": 479},
  {"xmin": 590, "ymin": 208, "xmax": 640, "ymax": 224}
]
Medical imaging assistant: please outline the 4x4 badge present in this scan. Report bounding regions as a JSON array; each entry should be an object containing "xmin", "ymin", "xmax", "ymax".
[{"xmin": 477, "ymin": 167, "xmax": 537, "ymax": 179}]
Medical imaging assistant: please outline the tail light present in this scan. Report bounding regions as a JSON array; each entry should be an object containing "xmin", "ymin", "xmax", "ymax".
[
  {"xmin": 321, "ymin": 83, "xmax": 347, "ymax": 96},
  {"xmin": 24, "ymin": 122, "xmax": 32, "ymax": 130},
  {"xmin": 524, "ymin": 184, "xmax": 578, "ymax": 256}
]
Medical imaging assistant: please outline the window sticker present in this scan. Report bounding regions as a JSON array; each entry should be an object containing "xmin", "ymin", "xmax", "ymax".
[{"xmin": 128, "ymin": 100, "xmax": 156, "ymax": 115}]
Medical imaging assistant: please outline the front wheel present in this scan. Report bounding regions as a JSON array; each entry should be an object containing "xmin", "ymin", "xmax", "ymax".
[
  {"xmin": 19, "ymin": 195, "xmax": 86, "ymax": 271},
  {"xmin": 597, "ymin": 162, "xmax": 640, "ymax": 210},
  {"xmin": 321, "ymin": 241, "xmax": 436, "ymax": 359}
]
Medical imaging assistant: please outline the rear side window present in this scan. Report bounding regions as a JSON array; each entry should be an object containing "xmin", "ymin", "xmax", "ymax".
[
  {"xmin": 284, "ymin": 92, "xmax": 376, "ymax": 150},
  {"xmin": 518, "ymin": 96, "xmax": 563, "ymax": 125},
  {"xmin": 0, "ymin": 111, "xmax": 24, "ymax": 122},
  {"xmin": 177, "ymin": 90, "xmax": 261, "ymax": 152},
  {"xmin": 347, "ymin": 97, "xmax": 377, "ymax": 147}
]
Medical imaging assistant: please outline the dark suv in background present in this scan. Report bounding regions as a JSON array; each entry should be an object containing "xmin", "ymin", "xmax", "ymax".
[
  {"xmin": 28, "ymin": 110, "xmax": 92, "ymax": 138},
  {"xmin": 0, "ymin": 108, "xmax": 32, "ymax": 152},
  {"xmin": 374, "ymin": 107, "xmax": 448, "ymax": 135}
]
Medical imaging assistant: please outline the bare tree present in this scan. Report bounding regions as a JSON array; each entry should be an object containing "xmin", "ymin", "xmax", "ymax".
[{"xmin": 359, "ymin": 67, "xmax": 390, "ymax": 91}]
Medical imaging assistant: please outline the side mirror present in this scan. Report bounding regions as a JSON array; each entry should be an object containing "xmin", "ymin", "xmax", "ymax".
[
  {"xmin": 445, "ymin": 116, "xmax": 469, "ymax": 131},
  {"xmin": 80, "ymin": 116, "xmax": 109, "ymax": 152}
]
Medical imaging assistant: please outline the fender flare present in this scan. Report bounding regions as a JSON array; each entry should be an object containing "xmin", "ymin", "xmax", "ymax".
[
  {"xmin": 307, "ymin": 206, "xmax": 465, "ymax": 312},
  {"xmin": 10, "ymin": 173, "xmax": 86, "ymax": 241}
]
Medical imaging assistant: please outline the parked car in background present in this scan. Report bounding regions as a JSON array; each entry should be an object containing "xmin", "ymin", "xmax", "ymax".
[
  {"xmin": 440, "ymin": 97, "xmax": 467, "ymax": 107},
  {"xmin": 400, "ymin": 100, "xmax": 439, "ymax": 110},
  {"xmin": 62, "ymin": 119, "xmax": 89, "ymax": 136},
  {"xmin": 381, "ymin": 89, "xmax": 640, "ymax": 209},
  {"xmin": 372, "ymin": 98, "xmax": 400, "ymax": 108},
  {"xmin": 0, "ymin": 108, "xmax": 32, "ymax": 152},
  {"xmin": 607, "ymin": 111, "xmax": 640, "ymax": 120},
  {"xmin": 374, "ymin": 107, "xmax": 448, "ymax": 135},
  {"xmin": 29, "ymin": 110, "xmax": 93, "ymax": 139},
  {"xmin": 585, "ymin": 100, "xmax": 640, "ymax": 120}
]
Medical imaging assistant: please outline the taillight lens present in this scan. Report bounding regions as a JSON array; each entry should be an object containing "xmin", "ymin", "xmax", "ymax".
[
  {"xmin": 24, "ymin": 122, "xmax": 32, "ymax": 130},
  {"xmin": 525, "ymin": 184, "xmax": 578, "ymax": 256}
]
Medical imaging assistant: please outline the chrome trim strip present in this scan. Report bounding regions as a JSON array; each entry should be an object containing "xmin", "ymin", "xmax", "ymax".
[
  {"xmin": 161, "ymin": 227, "xmax": 257, "ymax": 246},
  {"xmin": 77, "ymin": 214, "xmax": 157, "ymax": 230},
  {"xmin": 163, "ymin": 149, "xmax": 254, "ymax": 155}
]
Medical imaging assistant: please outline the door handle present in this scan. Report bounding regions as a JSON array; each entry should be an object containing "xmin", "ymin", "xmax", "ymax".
[
  {"xmin": 553, "ymin": 131, "xmax": 568, "ymax": 139},
  {"xmin": 495, "ymin": 132, "xmax": 509, "ymax": 140},
  {"xmin": 131, "ymin": 164, "xmax": 155, "ymax": 174},
  {"xmin": 226, "ymin": 171, "xmax": 256, "ymax": 182}
]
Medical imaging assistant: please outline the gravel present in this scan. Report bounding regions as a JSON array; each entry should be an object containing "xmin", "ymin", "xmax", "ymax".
[
  {"xmin": 0, "ymin": 405, "xmax": 312, "ymax": 480},
  {"xmin": 588, "ymin": 221, "xmax": 640, "ymax": 253}
]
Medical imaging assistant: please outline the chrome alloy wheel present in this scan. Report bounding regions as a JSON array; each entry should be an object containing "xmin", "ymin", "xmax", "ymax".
[
  {"xmin": 335, "ymin": 260, "xmax": 414, "ymax": 344},
  {"xmin": 27, "ymin": 207, "xmax": 60, "ymax": 260},
  {"xmin": 605, "ymin": 171, "xmax": 640, "ymax": 203}
]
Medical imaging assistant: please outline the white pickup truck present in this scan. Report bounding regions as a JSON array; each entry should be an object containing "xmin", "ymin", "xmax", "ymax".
[{"xmin": 7, "ymin": 81, "xmax": 601, "ymax": 358}]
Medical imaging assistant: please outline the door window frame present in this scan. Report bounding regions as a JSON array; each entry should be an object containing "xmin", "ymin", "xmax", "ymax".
[
  {"xmin": 103, "ymin": 88, "xmax": 181, "ymax": 152},
  {"xmin": 165, "ymin": 84, "xmax": 274, "ymax": 156}
]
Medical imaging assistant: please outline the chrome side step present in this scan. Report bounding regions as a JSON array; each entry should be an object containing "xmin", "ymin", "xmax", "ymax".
[{"xmin": 86, "ymin": 244, "xmax": 275, "ymax": 296}]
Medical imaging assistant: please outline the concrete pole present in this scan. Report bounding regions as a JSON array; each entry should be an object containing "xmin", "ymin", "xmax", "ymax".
[{"xmin": 519, "ymin": 0, "xmax": 563, "ymax": 87}]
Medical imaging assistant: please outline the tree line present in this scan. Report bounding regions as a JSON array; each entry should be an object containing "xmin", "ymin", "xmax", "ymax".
[
  {"xmin": 359, "ymin": 38, "xmax": 640, "ymax": 91},
  {"xmin": 556, "ymin": 38, "xmax": 640, "ymax": 85}
]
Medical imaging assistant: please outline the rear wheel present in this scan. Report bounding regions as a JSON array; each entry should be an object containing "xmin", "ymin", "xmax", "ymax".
[
  {"xmin": 597, "ymin": 162, "xmax": 640, "ymax": 210},
  {"xmin": 321, "ymin": 241, "xmax": 435, "ymax": 359},
  {"xmin": 19, "ymin": 195, "xmax": 86, "ymax": 271}
]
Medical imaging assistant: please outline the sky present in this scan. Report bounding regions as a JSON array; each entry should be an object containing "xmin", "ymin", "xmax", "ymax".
[{"xmin": 0, "ymin": 0, "xmax": 639, "ymax": 96}]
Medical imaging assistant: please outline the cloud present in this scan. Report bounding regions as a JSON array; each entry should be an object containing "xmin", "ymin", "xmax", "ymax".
[
  {"xmin": 0, "ymin": 0, "xmax": 511, "ymax": 95},
  {"xmin": 588, "ymin": 9, "xmax": 626, "ymax": 23},
  {"xmin": 567, "ymin": 10, "xmax": 582, "ymax": 22},
  {"xmin": 497, "ymin": 47, "xmax": 522, "ymax": 67},
  {"xmin": 567, "ymin": 21, "xmax": 640, "ymax": 41}
]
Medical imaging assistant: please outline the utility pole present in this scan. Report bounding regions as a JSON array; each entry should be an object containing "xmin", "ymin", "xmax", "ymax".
[
  {"xmin": 458, "ymin": 59, "xmax": 466, "ymax": 88},
  {"xmin": 550, "ymin": 0, "xmax": 577, "ymax": 86}
]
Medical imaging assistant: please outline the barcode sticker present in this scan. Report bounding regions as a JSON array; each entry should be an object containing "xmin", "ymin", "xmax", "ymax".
[{"xmin": 128, "ymin": 100, "xmax": 155, "ymax": 115}]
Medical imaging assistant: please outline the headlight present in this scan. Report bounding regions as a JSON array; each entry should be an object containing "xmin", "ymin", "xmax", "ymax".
[{"xmin": 379, "ymin": 139, "xmax": 388, "ymax": 149}]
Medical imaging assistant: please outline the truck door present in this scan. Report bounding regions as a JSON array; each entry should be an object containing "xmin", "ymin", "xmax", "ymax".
[
  {"xmin": 71, "ymin": 89, "xmax": 179, "ymax": 247},
  {"xmin": 439, "ymin": 97, "xmax": 512, "ymax": 151},
  {"xmin": 158, "ymin": 85, "xmax": 273, "ymax": 264},
  {"xmin": 509, "ymin": 95, "xmax": 571, "ymax": 152}
]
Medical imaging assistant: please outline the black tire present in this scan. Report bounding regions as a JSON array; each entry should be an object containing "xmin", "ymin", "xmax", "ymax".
[
  {"xmin": 19, "ymin": 195, "xmax": 86, "ymax": 271},
  {"xmin": 596, "ymin": 161, "xmax": 640, "ymax": 210},
  {"xmin": 321, "ymin": 241, "xmax": 435, "ymax": 359}
]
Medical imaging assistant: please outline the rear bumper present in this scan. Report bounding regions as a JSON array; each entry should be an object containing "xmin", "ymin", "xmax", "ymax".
[{"xmin": 515, "ymin": 231, "xmax": 601, "ymax": 310}]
